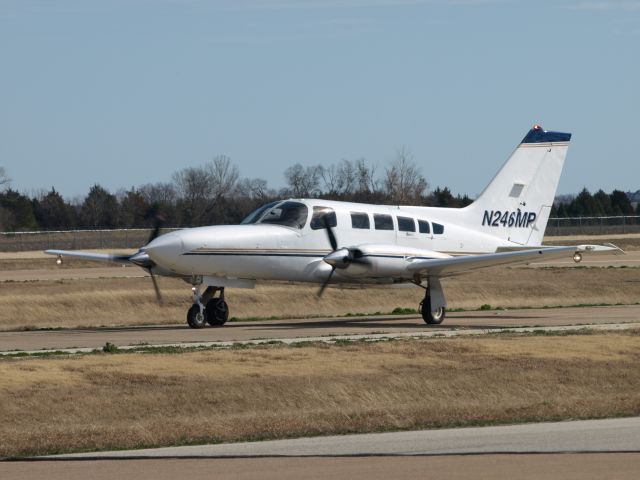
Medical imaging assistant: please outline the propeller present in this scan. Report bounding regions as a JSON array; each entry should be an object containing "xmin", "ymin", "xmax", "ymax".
[
  {"xmin": 146, "ymin": 212, "xmax": 167, "ymax": 304},
  {"xmin": 147, "ymin": 212, "xmax": 167, "ymax": 245},
  {"xmin": 129, "ymin": 211, "xmax": 167, "ymax": 304},
  {"xmin": 317, "ymin": 215, "xmax": 363, "ymax": 297}
]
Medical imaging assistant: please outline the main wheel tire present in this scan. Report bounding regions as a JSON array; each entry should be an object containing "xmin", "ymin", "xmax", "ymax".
[
  {"xmin": 206, "ymin": 298, "xmax": 229, "ymax": 326},
  {"xmin": 420, "ymin": 297, "xmax": 446, "ymax": 325},
  {"xmin": 187, "ymin": 304, "xmax": 207, "ymax": 329}
]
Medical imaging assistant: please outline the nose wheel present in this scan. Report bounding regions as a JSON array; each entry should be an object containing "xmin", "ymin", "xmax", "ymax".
[{"xmin": 187, "ymin": 286, "xmax": 229, "ymax": 328}]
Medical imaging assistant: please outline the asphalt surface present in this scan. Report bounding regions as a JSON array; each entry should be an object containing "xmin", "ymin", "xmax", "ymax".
[
  {"xmin": 50, "ymin": 416, "xmax": 640, "ymax": 457},
  {"xmin": 3, "ymin": 454, "xmax": 638, "ymax": 480},
  {"xmin": 4, "ymin": 418, "xmax": 639, "ymax": 480},
  {"xmin": 2, "ymin": 304, "xmax": 639, "ymax": 353}
]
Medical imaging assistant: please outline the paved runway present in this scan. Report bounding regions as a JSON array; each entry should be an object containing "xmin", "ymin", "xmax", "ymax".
[
  {"xmin": 2, "ymin": 305, "xmax": 639, "ymax": 353},
  {"xmin": 4, "ymin": 418, "xmax": 639, "ymax": 480},
  {"xmin": 3, "ymin": 454, "xmax": 638, "ymax": 480},
  {"xmin": 51, "ymin": 416, "xmax": 640, "ymax": 457}
]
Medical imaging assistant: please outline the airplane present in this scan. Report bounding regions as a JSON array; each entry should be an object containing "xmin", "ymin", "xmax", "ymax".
[{"xmin": 46, "ymin": 125, "xmax": 622, "ymax": 328}]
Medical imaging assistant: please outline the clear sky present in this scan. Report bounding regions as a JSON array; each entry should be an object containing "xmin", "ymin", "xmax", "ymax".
[{"xmin": 1, "ymin": 0, "xmax": 639, "ymax": 200}]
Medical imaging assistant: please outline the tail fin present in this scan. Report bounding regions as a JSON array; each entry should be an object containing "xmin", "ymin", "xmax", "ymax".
[{"xmin": 464, "ymin": 125, "xmax": 571, "ymax": 246}]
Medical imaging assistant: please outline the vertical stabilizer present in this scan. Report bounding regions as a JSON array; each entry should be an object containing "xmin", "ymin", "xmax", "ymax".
[{"xmin": 463, "ymin": 125, "xmax": 571, "ymax": 246}]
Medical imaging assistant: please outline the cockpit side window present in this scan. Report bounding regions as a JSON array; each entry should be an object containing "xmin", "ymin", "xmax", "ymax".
[
  {"xmin": 259, "ymin": 201, "xmax": 309, "ymax": 229},
  {"xmin": 310, "ymin": 206, "xmax": 337, "ymax": 230},
  {"xmin": 418, "ymin": 220, "xmax": 430, "ymax": 234},
  {"xmin": 433, "ymin": 223, "xmax": 444, "ymax": 235},
  {"xmin": 240, "ymin": 201, "xmax": 280, "ymax": 224}
]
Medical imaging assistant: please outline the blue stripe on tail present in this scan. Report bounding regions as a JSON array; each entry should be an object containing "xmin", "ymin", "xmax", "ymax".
[{"xmin": 521, "ymin": 125, "xmax": 571, "ymax": 144}]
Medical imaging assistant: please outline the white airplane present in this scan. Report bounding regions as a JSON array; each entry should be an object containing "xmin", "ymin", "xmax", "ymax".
[{"xmin": 46, "ymin": 125, "xmax": 621, "ymax": 328}]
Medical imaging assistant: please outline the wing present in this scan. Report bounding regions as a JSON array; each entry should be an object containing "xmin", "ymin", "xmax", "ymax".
[
  {"xmin": 407, "ymin": 244, "xmax": 623, "ymax": 278},
  {"xmin": 45, "ymin": 249, "xmax": 133, "ymax": 265}
]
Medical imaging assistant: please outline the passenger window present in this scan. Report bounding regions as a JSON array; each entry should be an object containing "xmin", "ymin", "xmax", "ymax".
[
  {"xmin": 310, "ymin": 206, "xmax": 337, "ymax": 230},
  {"xmin": 374, "ymin": 214, "xmax": 394, "ymax": 231},
  {"xmin": 418, "ymin": 220, "xmax": 431, "ymax": 234},
  {"xmin": 351, "ymin": 212, "xmax": 370, "ymax": 229},
  {"xmin": 433, "ymin": 223, "xmax": 444, "ymax": 235},
  {"xmin": 397, "ymin": 216, "xmax": 415, "ymax": 232}
]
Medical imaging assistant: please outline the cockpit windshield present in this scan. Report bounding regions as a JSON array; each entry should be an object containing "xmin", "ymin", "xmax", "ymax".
[
  {"xmin": 241, "ymin": 201, "xmax": 309, "ymax": 229},
  {"xmin": 241, "ymin": 201, "xmax": 279, "ymax": 225}
]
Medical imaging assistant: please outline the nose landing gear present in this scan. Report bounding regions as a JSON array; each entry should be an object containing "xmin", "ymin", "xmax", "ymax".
[{"xmin": 187, "ymin": 286, "xmax": 229, "ymax": 328}]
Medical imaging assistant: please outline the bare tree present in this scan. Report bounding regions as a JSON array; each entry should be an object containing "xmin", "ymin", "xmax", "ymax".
[
  {"xmin": 336, "ymin": 160, "xmax": 357, "ymax": 196},
  {"xmin": 384, "ymin": 147, "xmax": 428, "ymax": 204},
  {"xmin": 319, "ymin": 164, "xmax": 339, "ymax": 196},
  {"xmin": 172, "ymin": 155, "xmax": 240, "ymax": 225},
  {"xmin": 316, "ymin": 158, "xmax": 380, "ymax": 201},
  {"xmin": 284, "ymin": 163, "xmax": 322, "ymax": 198},
  {"xmin": 0, "ymin": 167, "xmax": 10, "ymax": 191},
  {"xmin": 206, "ymin": 155, "xmax": 240, "ymax": 201},
  {"xmin": 235, "ymin": 177, "xmax": 273, "ymax": 201},
  {"xmin": 139, "ymin": 182, "xmax": 177, "ymax": 207}
]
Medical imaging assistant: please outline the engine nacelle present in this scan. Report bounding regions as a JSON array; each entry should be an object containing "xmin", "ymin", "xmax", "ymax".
[{"xmin": 337, "ymin": 244, "xmax": 452, "ymax": 279}]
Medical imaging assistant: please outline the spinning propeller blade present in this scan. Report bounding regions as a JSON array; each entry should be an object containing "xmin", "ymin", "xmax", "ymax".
[
  {"xmin": 323, "ymin": 215, "xmax": 338, "ymax": 251},
  {"xmin": 317, "ymin": 214, "xmax": 340, "ymax": 297},
  {"xmin": 141, "ymin": 210, "xmax": 167, "ymax": 304},
  {"xmin": 147, "ymin": 212, "xmax": 167, "ymax": 245},
  {"xmin": 317, "ymin": 213, "xmax": 369, "ymax": 298},
  {"xmin": 317, "ymin": 267, "xmax": 336, "ymax": 298},
  {"xmin": 149, "ymin": 270, "xmax": 163, "ymax": 304}
]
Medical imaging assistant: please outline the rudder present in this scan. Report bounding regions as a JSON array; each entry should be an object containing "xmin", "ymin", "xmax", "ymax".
[{"xmin": 463, "ymin": 125, "xmax": 571, "ymax": 246}]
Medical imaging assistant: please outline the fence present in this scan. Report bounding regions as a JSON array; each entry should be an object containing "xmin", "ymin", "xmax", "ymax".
[
  {"xmin": 0, "ymin": 228, "xmax": 179, "ymax": 253},
  {"xmin": 2, "ymin": 217, "xmax": 640, "ymax": 252},
  {"xmin": 546, "ymin": 216, "xmax": 640, "ymax": 236}
]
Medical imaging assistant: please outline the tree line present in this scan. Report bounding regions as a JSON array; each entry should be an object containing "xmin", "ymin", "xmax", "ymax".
[
  {"xmin": 0, "ymin": 154, "xmax": 471, "ymax": 232},
  {"xmin": 1, "ymin": 160, "xmax": 638, "ymax": 232},
  {"xmin": 551, "ymin": 188, "xmax": 639, "ymax": 218}
]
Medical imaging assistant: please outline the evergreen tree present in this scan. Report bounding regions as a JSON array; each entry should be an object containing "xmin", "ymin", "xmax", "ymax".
[
  {"xmin": 0, "ymin": 189, "xmax": 39, "ymax": 231},
  {"xmin": 610, "ymin": 190, "xmax": 634, "ymax": 215},
  {"xmin": 118, "ymin": 189, "xmax": 150, "ymax": 228},
  {"xmin": 80, "ymin": 185, "xmax": 119, "ymax": 229},
  {"xmin": 569, "ymin": 188, "xmax": 598, "ymax": 216},
  {"xmin": 593, "ymin": 189, "xmax": 611, "ymax": 215},
  {"xmin": 33, "ymin": 188, "xmax": 75, "ymax": 230}
]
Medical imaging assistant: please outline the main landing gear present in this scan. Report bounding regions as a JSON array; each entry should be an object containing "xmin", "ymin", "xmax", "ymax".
[
  {"xmin": 187, "ymin": 286, "xmax": 229, "ymax": 329},
  {"xmin": 416, "ymin": 277, "xmax": 447, "ymax": 325}
]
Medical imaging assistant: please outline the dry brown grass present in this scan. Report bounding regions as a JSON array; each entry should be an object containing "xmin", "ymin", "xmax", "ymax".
[
  {"xmin": 0, "ymin": 265, "xmax": 639, "ymax": 331},
  {"xmin": 1, "ymin": 332, "xmax": 639, "ymax": 457}
]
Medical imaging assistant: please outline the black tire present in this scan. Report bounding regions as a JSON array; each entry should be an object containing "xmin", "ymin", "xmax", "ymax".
[
  {"xmin": 420, "ymin": 296, "xmax": 446, "ymax": 325},
  {"xmin": 206, "ymin": 298, "xmax": 229, "ymax": 326},
  {"xmin": 187, "ymin": 304, "xmax": 207, "ymax": 329}
]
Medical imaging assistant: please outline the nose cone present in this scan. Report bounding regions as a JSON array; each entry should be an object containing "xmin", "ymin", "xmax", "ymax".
[
  {"xmin": 323, "ymin": 247, "xmax": 353, "ymax": 269},
  {"xmin": 144, "ymin": 231, "xmax": 184, "ymax": 268}
]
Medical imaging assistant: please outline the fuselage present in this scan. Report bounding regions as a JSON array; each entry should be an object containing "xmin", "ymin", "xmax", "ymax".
[{"xmin": 144, "ymin": 198, "xmax": 515, "ymax": 284}]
